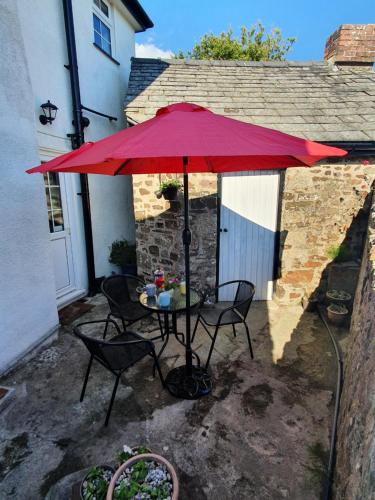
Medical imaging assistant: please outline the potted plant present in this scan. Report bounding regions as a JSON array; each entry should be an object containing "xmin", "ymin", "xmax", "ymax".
[
  {"xmin": 327, "ymin": 303, "xmax": 349, "ymax": 326},
  {"xmin": 106, "ymin": 453, "xmax": 179, "ymax": 500},
  {"xmin": 158, "ymin": 179, "xmax": 182, "ymax": 201},
  {"xmin": 326, "ymin": 289, "xmax": 351, "ymax": 307},
  {"xmin": 116, "ymin": 445, "xmax": 152, "ymax": 468},
  {"xmin": 81, "ymin": 465, "xmax": 114, "ymax": 500},
  {"xmin": 164, "ymin": 275, "xmax": 181, "ymax": 298},
  {"xmin": 109, "ymin": 240, "xmax": 137, "ymax": 276}
]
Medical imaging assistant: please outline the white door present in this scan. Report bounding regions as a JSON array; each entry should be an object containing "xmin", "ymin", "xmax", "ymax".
[
  {"xmin": 219, "ymin": 171, "xmax": 280, "ymax": 301},
  {"xmin": 43, "ymin": 171, "xmax": 76, "ymax": 303}
]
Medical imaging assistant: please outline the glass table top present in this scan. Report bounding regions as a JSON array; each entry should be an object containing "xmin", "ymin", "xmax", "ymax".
[{"xmin": 139, "ymin": 288, "xmax": 201, "ymax": 313}]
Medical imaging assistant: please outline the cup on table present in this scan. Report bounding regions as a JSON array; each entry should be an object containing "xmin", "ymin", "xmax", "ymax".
[
  {"xmin": 159, "ymin": 291, "xmax": 171, "ymax": 307},
  {"xmin": 146, "ymin": 283, "xmax": 156, "ymax": 298}
]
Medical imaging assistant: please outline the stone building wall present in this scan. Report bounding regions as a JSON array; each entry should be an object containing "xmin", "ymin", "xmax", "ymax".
[
  {"xmin": 133, "ymin": 160, "xmax": 375, "ymax": 299},
  {"xmin": 275, "ymin": 159, "xmax": 375, "ymax": 303},
  {"xmin": 133, "ymin": 173, "xmax": 217, "ymax": 288},
  {"xmin": 334, "ymin": 187, "xmax": 375, "ymax": 499}
]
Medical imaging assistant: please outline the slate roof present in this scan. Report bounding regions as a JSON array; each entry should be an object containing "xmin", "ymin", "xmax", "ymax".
[{"xmin": 124, "ymin": 58, "xmax": 375, "ymax": 141}]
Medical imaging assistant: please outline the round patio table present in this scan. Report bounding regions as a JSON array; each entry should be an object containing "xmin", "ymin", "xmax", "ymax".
[{"xmin": 139, "ymin": 288, "xmax": 201, "ymax": 369}]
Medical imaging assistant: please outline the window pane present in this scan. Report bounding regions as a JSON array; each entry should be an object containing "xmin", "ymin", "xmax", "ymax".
[
  {"xmin": 93, "ymin": 14, "xmax": 100, "ymax": 32},
  {"xmin": 102, "ymin": 39, "xmax": 111, "ymax": 55},
  {"xmin": 48, "ymin": 211, "xmax": 54, "ymax": 233},
  {"xmin": 50, "ymin": 187, "xmax": 62, "ymax": 210},
  {"xmin": 53, "ymin": 211, "xmax": 64, "ymax": 231},
  {"xmin": 94, "ymin": 30, "xmax": 101, "ymax": 46},
  {"xmin": 100, "ymin": 0, "xmax": 109, "ymax": 17},
  {"xmin": 94, "ymin": 0, "xmax": 100, "ymax": 8},
  {"xmin": 101, "ymin": 22, "xmax": 111, "ymax": 43},
  {"xmin": 45, "ymin": 188, "xmax": 51, "ymax": 209},
  {"xmin": 48, "ymin": 172, "xmax": 60, "ymax": 187}
]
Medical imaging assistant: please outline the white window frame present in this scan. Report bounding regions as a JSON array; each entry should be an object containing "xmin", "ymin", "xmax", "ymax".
[{"xmin": 93, "ymin": 0, "xmax": 115, "ymax": 57}]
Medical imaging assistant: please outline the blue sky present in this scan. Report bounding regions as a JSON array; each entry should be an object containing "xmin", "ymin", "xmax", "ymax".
[{"xmin": 136, "ymin": 0, "xmax": 375, "ymax": 60}]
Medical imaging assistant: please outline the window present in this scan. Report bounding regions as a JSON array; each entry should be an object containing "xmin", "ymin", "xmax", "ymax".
[
  {"xmin": 43, "ymin": 172, "xmax": 64, "ymax": 233},
  {"xmin": 93, "ymin": 0, "xmax": 112, "ymax": 57},
  {"xmin": 94, "ymin": 0, "xmax": 109, "ymax": 17}
]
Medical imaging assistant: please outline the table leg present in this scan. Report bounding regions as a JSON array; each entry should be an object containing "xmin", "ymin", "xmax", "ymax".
[{"xmin": 153, "ymin": 312, "xmax": 170, "ymax": 376}]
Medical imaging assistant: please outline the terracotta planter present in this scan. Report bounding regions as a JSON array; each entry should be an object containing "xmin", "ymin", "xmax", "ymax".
[
  {"xmin": 106, "ymin": 453, "xmax": 179, "ymax": 500},
  {"xmin": 162, "ymin": 186, "xmax": 178, "ymax": 200},
  {"xmin": 327, "ymin": 305, "xmax": 349, "ymax": 326}
]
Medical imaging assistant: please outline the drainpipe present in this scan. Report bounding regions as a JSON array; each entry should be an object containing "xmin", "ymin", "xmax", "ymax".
[{"xmin": 62, "ymin": 0, "xmax": 96, "ymax": 295}]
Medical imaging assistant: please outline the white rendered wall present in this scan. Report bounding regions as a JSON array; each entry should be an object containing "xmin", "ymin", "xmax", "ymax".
[
  {"xmin": 0, "ymin": 1, "xmax": 59, "ymax": 374},
  {"xmin": 74, "ymin": 0, "xmax": 136, "ymax": 277},
  {"xmin": 18, "ymin": 0, "xmax": 137, "ymax": 280}
]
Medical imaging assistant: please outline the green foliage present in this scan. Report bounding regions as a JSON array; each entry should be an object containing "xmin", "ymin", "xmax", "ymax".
[
  {"xmin": 83, "ymin": 466, "xmax": 112, "ymax": 500},
  {"xmin": 177, "ymin": 23, "xmax": 295, "ymax": 61},
  {"xmin": 160, "ymin": 179, "xmax": 182, "ymax": 192},
  {"xmin": 108, "ymin": 239, "xmax": 136, "ymax": 267},
  {"xmin": 326, "ymin": 244, "xmax": 350, "ymax": 262}
]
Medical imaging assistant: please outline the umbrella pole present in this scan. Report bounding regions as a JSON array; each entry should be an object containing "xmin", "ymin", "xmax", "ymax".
[
  {"xmin": 164, "ymin": 157, "xmax": 212, "ymax": 399},
  {"xmin": 182, "ymin": 159, "xmax": 193, "ymax": 376}
]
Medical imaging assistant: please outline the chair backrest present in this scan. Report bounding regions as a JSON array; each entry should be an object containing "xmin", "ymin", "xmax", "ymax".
[
  {"xmin": 233, "ymin": 281, "xmax": 255, "ymax": 319},
  {"xmin": 74, "ymin": 321, "xmax": 151, "ymax": 372},
  {"xmin": 101, "ymin": 274, "xmax": 143, "ymax": 316}
]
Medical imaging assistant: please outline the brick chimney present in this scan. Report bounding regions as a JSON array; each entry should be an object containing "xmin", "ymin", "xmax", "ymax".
[{"xmin": 324, "ymin": 24, "xmax": 375, "ymax": 67}]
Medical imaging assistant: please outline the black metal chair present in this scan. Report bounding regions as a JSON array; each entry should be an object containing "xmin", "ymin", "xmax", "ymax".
[
  {"xmin": 74, "ymin": 319, "xmax": 164, "ymax": 426},
  {"xmin": 101, "ymin": 274, "xmax": 163, "ymax": 339},
  {"xmin": 192, "ymin": 280, "xmax": 255, "ymax": 369}
]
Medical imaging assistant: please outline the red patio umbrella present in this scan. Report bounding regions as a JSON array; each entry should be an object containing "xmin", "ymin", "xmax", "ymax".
[{"xmin": 27, "ymin": 102, "xmax": 347, "ymax": 398}]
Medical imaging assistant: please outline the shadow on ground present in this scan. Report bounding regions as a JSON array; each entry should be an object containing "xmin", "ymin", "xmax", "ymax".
[{"xmin": 0, "ymin": 291, "xmax": 340, "ymax": 500}]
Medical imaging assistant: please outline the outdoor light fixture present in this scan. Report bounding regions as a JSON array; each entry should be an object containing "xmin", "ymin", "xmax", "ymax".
[{"xmin": 39, "ymin": 100, "xmax": 58, "ymax": 125}]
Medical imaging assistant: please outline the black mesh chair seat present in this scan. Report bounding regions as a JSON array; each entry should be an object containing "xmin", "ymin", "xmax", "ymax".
[
  {"xmin": 199, "ymin": 305, "xmax": 243, "ymax": 326},
  {"xmin": 107, "ymin": 331, "xmax": 154, "ymax": 369},
  {"xmin": 74, "ymin": 320, "xmax": 164, "ymax": 426},
  {"xmin": 192, "ymin": 280, "xmax": 255, "ymax": 369}
]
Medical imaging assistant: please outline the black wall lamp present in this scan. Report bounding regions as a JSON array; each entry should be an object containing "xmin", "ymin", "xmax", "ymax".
[{"xmin": 39, "ymin": 100, "xmax": 58, "ymax": 125}]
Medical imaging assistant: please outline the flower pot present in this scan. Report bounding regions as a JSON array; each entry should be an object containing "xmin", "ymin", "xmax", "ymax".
[
  {"xmin": 162, "ymin": 186, "xmax": 178, "ymax": 200},
  {"xmin": 326, "ymin": 289, "xmax": 351, "ymax": 307},
  {"xmin": 327, "ymin": 304, "xmax": 349, "ymax": 327},
  {"xmin": 80, "ymin": 465, "xmax": 114, "ymax": 500},
  {"xmin": 106, "ymin": 453, "xmax": 179, "ymax": 500}
]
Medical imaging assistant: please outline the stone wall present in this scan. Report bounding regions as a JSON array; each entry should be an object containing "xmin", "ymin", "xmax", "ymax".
[
  {"xmin": 334, "ymin": 186, "xmax": 375, "ymax": 499},
  {"xmin": 133, "ymin": 173, "xmax": 217, "ymax": 289},
  {"xmin": 133, "ymin": 160, "xmax": 375, "ymax": 300},
  {"xmin": 275, "ymin": 159, "xmax": 375, "ymax": 303}
]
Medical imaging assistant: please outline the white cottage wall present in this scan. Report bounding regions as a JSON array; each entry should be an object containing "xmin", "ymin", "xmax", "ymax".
[
  {"xmin": 18, "ymin": 0, "xmax": 137, "ymax": 283},
  {"xmin": 0, "ymin": 0, "xmax": 59, "ymax": 374}
]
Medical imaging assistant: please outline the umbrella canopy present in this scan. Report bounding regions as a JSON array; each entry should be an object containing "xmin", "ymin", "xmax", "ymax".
[
  {"xmin": 27, "ymin": 102, "xmax": 347, "ymax": 399},
  {"xmin": 27, "ymin": 102, "xmax": 346, "ymax": 175}
]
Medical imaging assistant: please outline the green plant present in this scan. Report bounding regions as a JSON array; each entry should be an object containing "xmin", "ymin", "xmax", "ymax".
[
  {"xmin": 327, "ymin": 303, "xmax": 348, "ymax": 314},
  {"xmin": 113, "ymin": 458, "xmax": 172, "ymax": 499},
  {"xmin": 109, "ymin": 240, "xmax": 136, "ymax": 268},
  {"xmin": 160, "ymin": 179, "xmax": 182, "ymax": 193},
  {"xmin": 326, "ymin": 244, "xmax": 350, "ymax": 262},
  {"xmin": 176, "ymin": 23, "xmax": 296, "ymax": 61},
  {"xmin": 82, "ymin": 466, "xmax": 113, "ymax": 500}
]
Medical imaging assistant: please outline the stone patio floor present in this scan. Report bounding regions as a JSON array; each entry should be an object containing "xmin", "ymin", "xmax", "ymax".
[{"xmin": 0, "ymin": 295, "xmax": 339, "ymax": 499}]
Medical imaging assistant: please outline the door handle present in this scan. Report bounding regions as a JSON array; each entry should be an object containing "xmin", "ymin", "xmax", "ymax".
[{"xmin": 220, "ymin": 228, "xmax": 228, "ymax": 233}]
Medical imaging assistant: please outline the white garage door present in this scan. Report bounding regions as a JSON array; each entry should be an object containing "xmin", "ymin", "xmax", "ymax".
[{"xmin": 219, "ymin": 171, "xmax": 280, "ymax": 301}]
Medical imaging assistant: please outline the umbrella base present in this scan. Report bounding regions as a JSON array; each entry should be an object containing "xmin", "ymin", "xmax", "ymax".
[{"xmin": 165, "ymin": 365, "xmax": 212, "ymax": 399}]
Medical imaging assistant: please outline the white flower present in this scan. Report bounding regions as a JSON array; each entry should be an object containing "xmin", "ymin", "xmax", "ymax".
[{"xmin": 123, "ymin": 445, "xmax": 134, "ymax": 455}]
